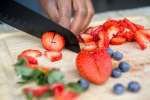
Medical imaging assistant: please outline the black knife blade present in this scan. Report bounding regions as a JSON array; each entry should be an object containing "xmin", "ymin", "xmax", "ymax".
[{"xmin": 0, "ymin": 1, "xmax": 80, "ymax": 53}]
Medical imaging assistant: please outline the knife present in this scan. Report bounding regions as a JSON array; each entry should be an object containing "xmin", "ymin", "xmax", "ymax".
[{"xmin": 0, "ymin": 1, "xmax": 80, "ymax": 53}]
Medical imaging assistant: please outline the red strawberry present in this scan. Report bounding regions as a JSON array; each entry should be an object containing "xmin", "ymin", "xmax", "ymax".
[
  {"xmin": 41, "ymin": 32, "xmax": 65, "ymax": 51},
  {"xmin": 23, "ymin": 86, "xmax": 49, "ymax": 97},
  {"xmin": 83, "ymin": 42, "xmax": 97, "ymax": 51},
  {"xmin": 142, "ymin": 29, "xmax": 150, "ymax": 39},
  {"xmin": 110, "ymin": 37, "xmax": 126, "ymax": 45},
  {"xmin": 103, "ymin": 19, "xmax": 119, "ymax": 29},
  {"xmin": 44, "ymin": 51, "xmax": 62, "ymax": 62},
  {"xmin": 76, "ymin": 49, "xmax": 112, "ymax": 84},
  {"xmin": 27, "ymin": 64, "xmax": 49, "ymax": 73},
  {"xmin": 98, "ymin": 31, "xmax": 109, "ymax": 49},
  {"xmin": 89, "ymin": 26, "xmax": 102, "ymax": 41},
  {"xmin": 79, "ymin": 34, "xmax": 93, "ymax": 43},
  {"xmin": 123, "ymin": 18, "xmax": 137, "ymax": 32},
  {"xmin": 107, "ymin": 26, "xmax": 120, "ymax": 39},
  {"xmin": 51, "ymin": 83, "xmax": 78, "ymax": 100},
  {"xmin": 18, "ymin": 49, "xmax": 42, "ymax": 64},
  {"xmin": 135, "ymin": 30, "xmax": 149, "ymax": 49}
]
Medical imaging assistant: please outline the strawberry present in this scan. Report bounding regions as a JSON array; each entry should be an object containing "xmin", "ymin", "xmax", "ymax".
[
  {"xmin": 79, "ymin": 34, "xmax": 93, "ymax": 43},
  {"xmin": 27, "ymin": 64, "xmax": 49, "ymax": 73},
  {"xmin": 23, "ymin": 86, "xmax": 49, "ymax": 97},
  {"xmin": 41, "ymin": 32, "xmax": 65, "ymax": 51},
  {"xmin": 110, "ymin": 37, "xmax": 126, "ymax": 45},
  {"xmin": 123, "ymin": 18, "xmax": 137, "ymax": 32},
  {"xmin": 51, "ymin": 83, "xmax": 78, "ymax": 100},
  {"xmin": 18, "ymin": 49, "xmax": 42, "ymax": 64},
  {"xmin": 44, "ymin": 51, "xmax": 62, "ymax": 62},
  {"xmin": 103, "ymin": 19, "xmax": 119, "ymax": 29},
  {"xmin": 98, "ymin": 31, "xmax": 109, "ymax": 49},
  {"xmin": 82, "ymin": 42, "xmax": 97, "ymax": 51},
  {"xmin": 135, "ymin": 30, "xmax": 149, "ymax": 49},
  {"xmin": 142, "ymin": 29, "xmax": 150, "ymax": 39},
  {"xmin": 107, "ymin": 26, "xmax": 120, "ymax": 39},
  {"xmin": 76, "ymin": 49, "xmax": 112, "ymax": 84},
  {"xmin": 89, "ymin": 26, "xmax": 102, "ymax": 41}
]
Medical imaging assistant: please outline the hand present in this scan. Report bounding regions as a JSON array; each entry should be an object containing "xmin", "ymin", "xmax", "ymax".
[{"xmin": 39, "ymin": 0, "xmax": 95, "ymax": 35}]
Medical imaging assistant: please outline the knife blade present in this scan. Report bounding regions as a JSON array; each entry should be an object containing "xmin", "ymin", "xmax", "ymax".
[{"xmin": 0, "ymin": 1, "xmax": 80, "ymax": 53}]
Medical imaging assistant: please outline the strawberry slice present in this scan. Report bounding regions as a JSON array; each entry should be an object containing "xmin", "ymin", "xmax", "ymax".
[
  {"xmin": 44, "ymin": 51, "xmax": 62, "ymax": 62},
  {"xmin": 51, "ymin": 83, "xmax": 78, "ymax": 100},
  {"xmin": 110, "ymin": 37, "xmax": 126, "ymax": 45},
  {"xmin": 23, "ymin": 86, "xmax": 49, "ymax": 97},
  {"xmin": 135, "ymin": 30, "xmax": 149, "ymax": 50},
  {"xmin": 76, "ymin": 49, "xmax": 112, "ymax": 84},
  {"xmin": 41, "ymin": 32, "xmax": 65, "ymax": 51},
  {"xmin": 18, "ymin": 49, "xmax": 42, "ymax": 64},
  {"xmin": 107, "ymin": 26, "xmax": 120, "ymax": 39},
  {"xmin": 142, "ymin": 29, "xmax": 150, "ymax": 39},
  {"xmin": 103, "ymin": 19, "xmax": 119, "ymax": 29},
  {"xmin": 83, "ymin": 42, "xmax": 97, "ymax": 51},
  {"xmin": 123, "ymin": 18, "xmax": 137, "ymax": 32},
  {"xmin": 27, "ymin": 64, "xmax": 49, "ymax": 73},
  {"xmin": 79, "ymin": 34, "xmax": 93, "ymax": 43}
]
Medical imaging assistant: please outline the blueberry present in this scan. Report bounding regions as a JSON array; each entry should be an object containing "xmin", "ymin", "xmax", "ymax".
[
  {"xmin": 113, "ymin": 83, "xmax": 125, "ymax": 95},
  {"xmin": 128, "ymin": 81, "xmax": 141, "ymax": 92},
  {"xmin": 119, "ymin": 61, "xmax": 131, "ymax": 72},
  {"xmin": 106, "ymin": 48, "xmax": 113, "ymax": 56},
  {"xmin": 111, "ymin": 68, "xmax": 122, "ymax": 78},
  {"xmin": 78, "ymin": 79, "xmax": 90, "ymax": 90},
  {"xmin": 112, "ymin": 51, "xmax": 123, "ymax": 61}
]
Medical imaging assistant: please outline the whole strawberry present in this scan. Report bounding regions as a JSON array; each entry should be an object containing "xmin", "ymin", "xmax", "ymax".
[{"xmin": 76, "ymin": 49, "xmax": 112, "ymax": 84}]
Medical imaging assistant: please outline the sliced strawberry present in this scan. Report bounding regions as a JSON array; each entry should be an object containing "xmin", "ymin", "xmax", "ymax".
[
  {"xmin": 18, "ymin": 49, "xmax": 42, "ymax": 64},
  {"xmin": 27, "ymin": 64, "xmax": 49, "ymax": 73},
  {"xmin": 135, "ymin": 30, "xmax": 149, "ymax": 50},
  {"xmin": 23, "ymin": 86, "xmax": 49, "ymax": 97},
  {"xmin": 107, "ymin": 26, "xmax": 120, "ymax": 39},
  {"xmin": 44, "ymin": 51, "xmax": 62, "ymax": 62},
  {"xmin": 89, "ymin": 26, "xmax": 102, "ymax": 41},
  {"xmin": 51, "ymin": 83, "xmax": 78, "ymax": 100},
  {"xmin": 76, "ymin": 49, "xmax": 112, "ymax": 84},
  {"xmin": 83, "ymin": 42, "xmax": 97, "ymax": 51},
  {"xmin": 123, "ymin": 18, "xmax": 137, "ymax": 32},
  {"xmin": 103, "ymin": 19, "xmax": 119, "ymax": 29},
  {"xmin": 41, "ymin": 32, "xmax": 65, "ymax": 51},
  {"xmin": 110, "ymin": 37, "xmax": 126, "ymax": 45},
  {"xmin": 79, "ymin": 34, "xmax": 93, "ymax": 43},
  {"xmin": 142, "ymin": 29, "xmax": 150, "ymax": 39}
]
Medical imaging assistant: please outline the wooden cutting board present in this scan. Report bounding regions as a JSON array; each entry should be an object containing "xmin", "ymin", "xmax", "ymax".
[{"xmin": 0, "ymin": 16, "xmax": 150, "ymax": 100}]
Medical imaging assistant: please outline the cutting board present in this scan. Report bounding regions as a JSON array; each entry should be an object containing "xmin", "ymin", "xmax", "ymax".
[{"xmin": 0, "ymin": 16, "xmax": 150, "ymax": 100}]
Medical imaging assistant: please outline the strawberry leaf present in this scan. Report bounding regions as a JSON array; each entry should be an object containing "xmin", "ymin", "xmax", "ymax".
[
  {"xmin": 14, "ymin": 58, "xmax": 27, "ymax": 66},
  {"xmin": 48, "ymin": 70, "xmax": 64, "ymax": 84},
  {"xmin": 15, "ymin": 66, "xmax": 34, "ymax": 76},
  {"xmin": 65, "ymin": 82, "xmax": 85, "ymax": 93}
]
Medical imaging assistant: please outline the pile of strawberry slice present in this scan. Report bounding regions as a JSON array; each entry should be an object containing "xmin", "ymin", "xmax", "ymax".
[
  {"xmin": 15, "ymin": 32, "xmax": 87, "ymax": 100},
  {"xmin": 79, "ymin": 18, "xmax": 150, "ymax": 50}
]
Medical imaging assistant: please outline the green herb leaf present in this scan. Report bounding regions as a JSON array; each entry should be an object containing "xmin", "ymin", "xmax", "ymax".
[
  {"xmin": 66, "ymin": 82, "xmax": 85, "ymax": 93},
  {"xmin": 48, "ymin": 70, "xmax": 64, "ymax": 84},
  {"xmin": 14, "ymin": 58, "xmax": 27, "ymax": 66},
  {"xmin": 26, "ymin": 93, "xmax": 33, "ymax": 100},
  {"xmin": 15, "ymin": 66, "xmax": 34, "ymax": 76}
]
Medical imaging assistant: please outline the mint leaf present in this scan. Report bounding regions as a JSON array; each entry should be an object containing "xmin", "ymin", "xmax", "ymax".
[
  {"xmin": 14, "ymin": 58, "xmax": 27, "ymax": 66},
  {"xmin": 66, "ymin": 82, "xmax": 85, "ymax": 93},
  {"xmin": 15, "ymin": 66, "xmax": 34, "ymax": 76},
  {"xmin": 48, "ymin": 70, "xmax": 64, "ymax": 84}
]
